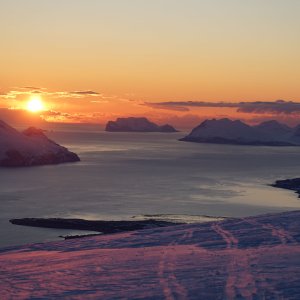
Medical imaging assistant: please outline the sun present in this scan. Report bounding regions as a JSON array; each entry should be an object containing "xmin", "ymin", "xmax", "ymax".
[{"xmin": 27, "ymin": 97, "xmax": 44, "ymax": 113}]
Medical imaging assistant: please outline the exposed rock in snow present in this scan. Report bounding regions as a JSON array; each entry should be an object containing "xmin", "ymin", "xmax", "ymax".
[
  {"xmin": 0, "ymin": 120, "xmax": 80, "ymax": 167},
  {"xmin": 180, "ymin": 118, "xmax": 298, "ymax": 146},
  {"xmin": 105, "ymin": 117, "xmax": 178, "ymax": 132}
]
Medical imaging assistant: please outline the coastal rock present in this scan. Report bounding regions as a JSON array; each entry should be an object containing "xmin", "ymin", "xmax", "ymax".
[
  {"xmin": 105, "ymin": 117, "xmax": 178, "ymax": 132},
  {"xmin": 271, "ymin": 178, "xmax": 300, "ymax": 198},
  {"xmin": 9, "ymin": 218, "xmax": 180, "ymax": 234},
  {"xmin": 180, "ymin": 118, "xmax": 297, "ymax": 146},
  {"xmin": 0, "ymin": 120, "xmax": 80, "ymax": 167}
]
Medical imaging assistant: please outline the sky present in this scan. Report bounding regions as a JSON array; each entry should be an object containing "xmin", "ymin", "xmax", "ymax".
[{"xmin": 1, "ymin": 0, "xmax": 300, "ymax": 128}]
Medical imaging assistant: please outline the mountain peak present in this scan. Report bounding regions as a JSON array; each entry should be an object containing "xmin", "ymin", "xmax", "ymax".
[
  {"xmin": 257, "ymin": 120, "xmax": 290, "ymax": 128},
  {"xmin": 181, "ymin": 118, "xmax": 296, "ymax": 146},
  {"xmin": 0, "ymin": 121, "xmax": 80, "ymax": 167}
]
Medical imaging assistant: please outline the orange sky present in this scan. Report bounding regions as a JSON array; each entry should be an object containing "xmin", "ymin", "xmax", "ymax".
[{"xmin": 1, "ymin": 1, "xmax": 300, "ymax": 128}]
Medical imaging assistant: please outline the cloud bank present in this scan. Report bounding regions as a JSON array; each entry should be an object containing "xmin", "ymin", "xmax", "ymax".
[
  {"xmin": 145, "ymin": 100, "xmax": 300, "ymax": 115},
  {"xmin": 0, "ymin": 89, "xmax": 101, "ymax": 100}
]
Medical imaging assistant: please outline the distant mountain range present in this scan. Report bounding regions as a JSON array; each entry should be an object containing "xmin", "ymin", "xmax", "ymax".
[
  {"xmin": 0, "ymin": 120, "xmax": 80, "ymax": 167},
  {"xmin": 180, "ymin": 118, "xmax": 300, "ymax": 146},
  {"xmin": 105, "ymin": 117, "xmax": 178, "ymax": 132}
]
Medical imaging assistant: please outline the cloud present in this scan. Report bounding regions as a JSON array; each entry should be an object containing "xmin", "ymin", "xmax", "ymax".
[
  {"xmin": 22, "ymin": 86, "xmax": 44, "ymax": 90},
  {"xmin": 0, "ymin": 88, "xmax": 102, "ymax": 100},
  {"xmin": 144, "ymin": 100, "xmax": 300, "ymax": 115},
  {"xmin": 39, "ymin": 109, "xmax": 115, "ymax": 124},
  {"xmin": 41, "ymin": 110, "xmax": 70, "ymax": 117},
  {"xmin": 0, "ymin": 108, "xmax": 45, "ymax": 126},
  {"xmin": 236, "ymin": 100, "xmax": 300, "ymax": 114},
  {"xmin": 71, "ymin": 91, "xmax": 100, "ymax": 96},
  {"xmin": 145, "ymin": 101, "xmax": 237, "ymax": 109},
  {"xmin": 144, "ymin": 102, "xmax": 190, "ymax": 112}
]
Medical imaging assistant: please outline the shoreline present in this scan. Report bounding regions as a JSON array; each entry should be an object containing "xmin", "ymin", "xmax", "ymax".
[{"xmin": 8, "ymin": 177, "xmax": 300, "ymax": 241}]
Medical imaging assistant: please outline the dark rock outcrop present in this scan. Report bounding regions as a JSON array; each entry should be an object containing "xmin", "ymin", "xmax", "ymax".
[
  {"xmin": 271, "ymin": 178, "xmax": 300, "ymax": 198},
  {"xmin": 10, "ymin": 218, "xmax": 180, "ymax": 234}
]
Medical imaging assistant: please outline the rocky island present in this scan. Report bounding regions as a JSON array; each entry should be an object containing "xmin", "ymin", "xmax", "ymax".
[
  {"xmin": 0, "ymin": 120, "xmax": 80, "ymax": 167},
  {"xmin": 180, "ymin": 118, "xmax": 300, "ymax": 146},
  {"xmin": 105, "ymin": 117, "xmax": 178, "ymax": 132}
]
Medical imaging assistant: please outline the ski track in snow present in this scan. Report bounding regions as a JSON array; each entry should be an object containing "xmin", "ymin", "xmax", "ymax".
[
  {"xmin": 158, "ymin": 229, "xmax": 195, "ymax": 300},
  {"xmin": 1, "ymin": 211, "xmax": 300, "ymax": 299},
  {"xmin": 245, "ymin": 219, "xmax": 297, "ymax": 245},
  {"xmin": 211, "ymin": 222, "xmax": 259, "ymax": 300}
]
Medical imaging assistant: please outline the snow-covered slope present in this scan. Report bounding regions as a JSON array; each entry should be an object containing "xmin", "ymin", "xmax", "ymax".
[
  {"xmin": 106, "ymin": 117, "xmax": 178, "ymax": 132},
  {"xmin": 0, "ymin": 120, "xmax": 80, "ymax": 167},
  {"xmin": 1, "ymin": 210, "xmax": 300, "ymax": 299},
  {"xmin": 181, "ymin": 118, "xmax": 297, "ymax": 146},
  {"xmin": 255, "ymin": 120, "xmax": 292, "ymax": 134},
  {"xmin": 254, "ymin": 120, "xmax": 293, "ymax": 140}
]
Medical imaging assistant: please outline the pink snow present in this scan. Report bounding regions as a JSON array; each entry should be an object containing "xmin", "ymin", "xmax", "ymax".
[{"xmin": 1, "ymin": 211, "xmax": 300, "ymax": 299}]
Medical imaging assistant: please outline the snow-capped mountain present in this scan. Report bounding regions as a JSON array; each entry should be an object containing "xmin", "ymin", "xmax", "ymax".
[
  {"xmin": 0, "ymin": 120, "xmax": 80, "ymax": 167},
  {"xmin": 180, "ymin": 118, "xmax": 297, "ymax": 146},
  {"xmin": 105, "ymin": 117, "xmax": 178, "ymax": 132}
]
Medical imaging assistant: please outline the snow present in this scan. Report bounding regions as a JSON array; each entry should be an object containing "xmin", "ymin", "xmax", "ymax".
[{"xmin": 0, "ymin": 210, "xmax": 300, "ymax": 299}]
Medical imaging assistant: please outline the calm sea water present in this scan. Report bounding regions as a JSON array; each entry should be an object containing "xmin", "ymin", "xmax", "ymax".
[{"xmin": 1, "ymin": 127, "xmax": 300, "ymax": 247}]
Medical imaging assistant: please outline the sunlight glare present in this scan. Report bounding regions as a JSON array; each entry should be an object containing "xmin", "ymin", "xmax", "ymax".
[{"xmin": 27, "ymin": 97, "xmax": 44, "ymax": 113}]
